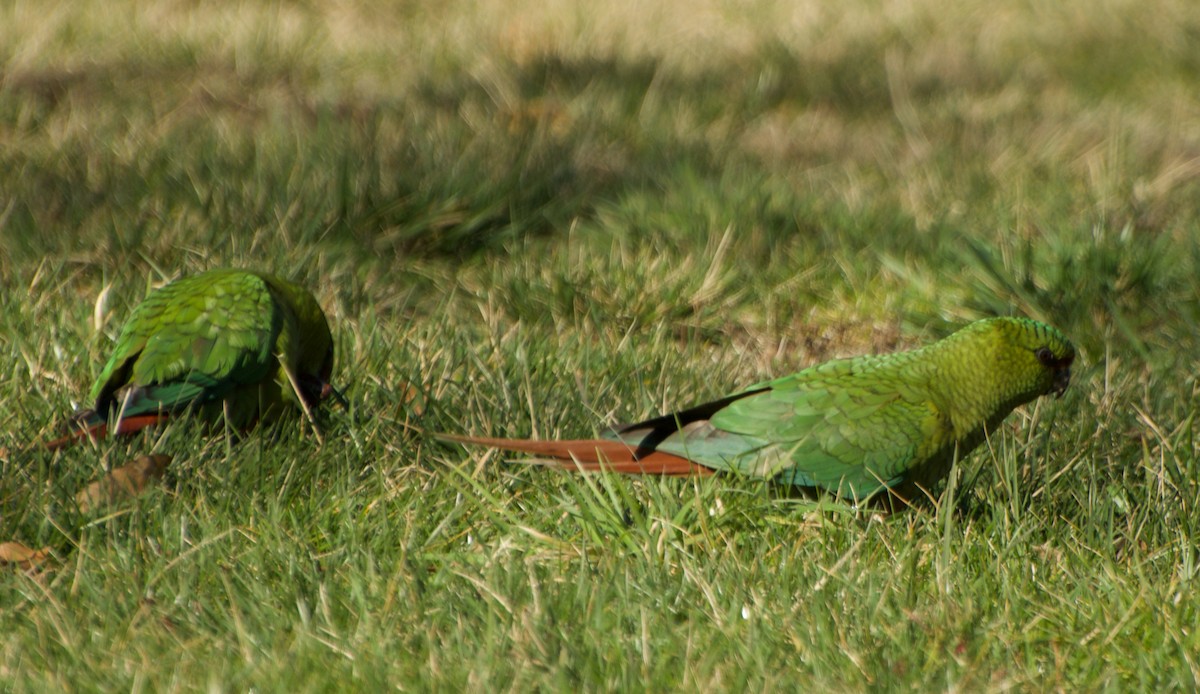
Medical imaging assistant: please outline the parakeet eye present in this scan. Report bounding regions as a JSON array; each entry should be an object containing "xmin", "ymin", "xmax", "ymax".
[{"xmin": 1035, "ymin": 347, "xmax": 1055, "ymax": 366}]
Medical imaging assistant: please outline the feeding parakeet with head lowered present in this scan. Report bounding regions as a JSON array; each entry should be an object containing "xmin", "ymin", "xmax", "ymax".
[
  {"xmin": 442, "ymin": 317, "xmax": 1075, "ymax": 504},
  {"xmin": 49, "ymin": 268, "xmax": 340, "ymax": 449}
]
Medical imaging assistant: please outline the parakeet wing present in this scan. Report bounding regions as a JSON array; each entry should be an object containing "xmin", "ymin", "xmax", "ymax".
[
  {"xmin": 612, "ymin": 359, "xmax": 949, "ymax": 497},
  {"xmin": 91, "ymin": 272, "xmax": 283, "ymax": 414}
]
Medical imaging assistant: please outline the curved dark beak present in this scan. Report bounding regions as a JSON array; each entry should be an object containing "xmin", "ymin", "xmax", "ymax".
[
  {"xmin": 1051, "ymin": 367, "xmax": 1071, "ymax": 398},
  {"xmin": 298, "ymin": 374, "xmax": 350, "ymax": 410},
  {"xmin": 320, "ymin": 381, "xmax": 351, "ymax": 410}
]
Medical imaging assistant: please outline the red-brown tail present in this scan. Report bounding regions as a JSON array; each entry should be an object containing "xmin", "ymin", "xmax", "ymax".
[
  {"xmin": 437, "ymin": 433, "xmax": 715, "ymax": 477},
  {"xmin": 43, "ymin": 414, "xmax": 171, "ymax": 451}
]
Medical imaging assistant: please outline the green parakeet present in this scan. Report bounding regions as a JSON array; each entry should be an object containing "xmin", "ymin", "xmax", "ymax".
[
  {"xmin": 442, "ymin": 317, "xmax": 1075, "ymax": 503},
  {"xmin": 49, "ymin": 268, "xmax": 338, "ymax": 448}
]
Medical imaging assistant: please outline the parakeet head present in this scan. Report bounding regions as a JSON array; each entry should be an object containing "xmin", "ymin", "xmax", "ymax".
[
  {"xmin": 975, "ymin": 317, "xmax": 1075, "ymax": 399},
  {"xmin": 294, "ymin": 293, "xmax": 334, "ymax": 381},
  {"xmin": 264, "ymin": 274, "xmax": 336, "ymax": 405}
]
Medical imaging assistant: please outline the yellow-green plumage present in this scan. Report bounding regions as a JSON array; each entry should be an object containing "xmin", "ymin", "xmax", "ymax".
[
  {"xmin": 83, "ymin": 268, "xmax": 334, "ymax": 431},
  {"xmin": 609, "ymin": 317, "xmax": 1075, "ymax": 499}
]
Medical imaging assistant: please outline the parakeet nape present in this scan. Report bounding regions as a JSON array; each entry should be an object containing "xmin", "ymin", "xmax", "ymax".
[
  {"xmin": 443, "ymin": 317, "xmax": 1075, "ymax": 504},
  {"xmin": 48, "ymin": 268, "xmax": 339, "ymax": 449}
]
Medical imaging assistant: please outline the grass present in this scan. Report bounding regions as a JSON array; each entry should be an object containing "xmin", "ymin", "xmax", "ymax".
[{"xmin": 2, "ymin": 0, "xmax": 1200, "ymax": 689}]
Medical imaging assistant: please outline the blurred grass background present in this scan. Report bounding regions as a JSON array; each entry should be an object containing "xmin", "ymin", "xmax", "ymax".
[{"xmin": 2, "ymin": 0, "xmax": 1199, "ymax": 689}]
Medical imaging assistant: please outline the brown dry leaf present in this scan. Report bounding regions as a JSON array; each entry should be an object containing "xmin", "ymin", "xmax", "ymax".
[
  {"xmin": 0, "ymin": 541, "xmax": 52, "ymax": 571},
  {"xmin": 75, "ymin": 454, "xmax": 172, "ymax": 513},
  {"xmin": 387, "ymin": 380, "xmax": 426, "ymax": 423},
  {"xmin": 400, "ymin": 380, "xmax": 426, "ymax": 417}
]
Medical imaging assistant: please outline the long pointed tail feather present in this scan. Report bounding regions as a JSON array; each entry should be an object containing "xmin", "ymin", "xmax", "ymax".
[
  {"xmin": 437, "ymin": 433, "xmax": 715, "ymax": 477},
  {"xmin": 43, "ymin": 413, "xmax": 171, "ymax": 451}
]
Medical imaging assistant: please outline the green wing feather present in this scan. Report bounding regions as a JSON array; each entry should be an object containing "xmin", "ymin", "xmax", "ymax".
[
  {"xmin": 607, "ymin": 354, "xmax": 952, "ymax": 498},
  {"xmin": 88, "ymin": 269, "xmax": 333, "ymax": 427},
  {"xmin": 710, "ymin": 372, "xmax": 947, "ymax": 494}
]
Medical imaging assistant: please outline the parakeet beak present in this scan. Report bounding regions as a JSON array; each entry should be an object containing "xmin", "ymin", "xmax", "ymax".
[
  {"xmin": 1050, "ymin": 366, "xmax": 1071, "ymax": 398},
  {"xmin": 296, "ymin": 374, "xmax": 349, "ymax": 410},
  {"xmin": 320, "ymin": 381, "xmax": 351, "ymax": 410}
]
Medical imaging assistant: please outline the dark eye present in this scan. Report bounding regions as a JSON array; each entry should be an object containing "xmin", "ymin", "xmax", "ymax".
[{"xmin": 1035, "ymin": 347, "xmax": 1055, "ymax": 366}]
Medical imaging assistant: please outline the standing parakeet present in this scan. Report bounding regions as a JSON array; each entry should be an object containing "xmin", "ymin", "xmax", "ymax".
[
  {"xmin": 48, "ymin": 268, "xmax": 339, "ymax": 449},
  {"xmin": 442, "ymin": 317, "xmax": 1075, "ymax": 503}
]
